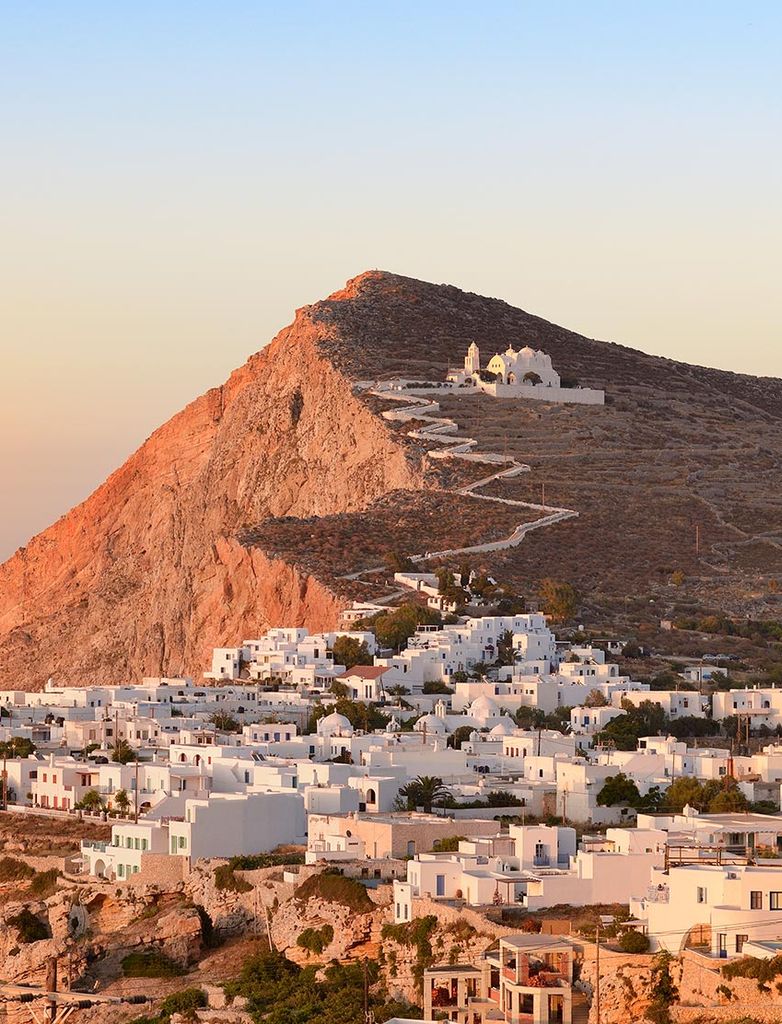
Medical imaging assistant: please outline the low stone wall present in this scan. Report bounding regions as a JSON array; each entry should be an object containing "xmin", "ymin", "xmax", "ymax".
[
  {"xmin": 411, "ymin": 895, "xmax": 518, "ymax": 938},
  {"xmin": 479, "ymin": 381, "xmax": 605, "ymax": 405}
]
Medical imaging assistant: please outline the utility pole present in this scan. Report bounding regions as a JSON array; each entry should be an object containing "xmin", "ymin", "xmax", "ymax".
[
  {"xmin": 595, "ymin": 918, "xmax": 601, "ymax": 1024},
  {"xmin": 134, "ymin": 758, "xmax": 139, "ymax": 823},
  {"xmin": 541, "ymin": 482, "xmax": 546, "ymax": 510}
]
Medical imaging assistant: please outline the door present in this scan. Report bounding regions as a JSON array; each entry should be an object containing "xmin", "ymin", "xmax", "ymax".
[
  {"xmin": 436, "ymin": 874, "xmax": 446, "ymax": 897},
  {"xmin": 549, "ymin": 994, "xmax": 564, "ymax": 1024},
  {"xmin": 718, "ymin": 933, "xmax": 727, "ymax": 958}
]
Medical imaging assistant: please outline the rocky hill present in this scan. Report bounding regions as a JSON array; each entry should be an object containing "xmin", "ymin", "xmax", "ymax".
[{"xmin": 2, "ymin": 270, "xmax": 782, "ymax": 687}]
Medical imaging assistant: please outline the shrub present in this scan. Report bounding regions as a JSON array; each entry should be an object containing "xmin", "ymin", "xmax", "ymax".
[
  {"xmin": 382, "ymin": 916, "xmax": 438, "ymax": 988},
  {"xmin": 128, "ymin": 988, "xmax": 207, "ymax": 1024},
  {"xmin": 214, "ymin": 864, "xmax": 252, "ymax": 893},
  {"xmin": 432, "ymin": 835, "xmax": 465, "ymax": 853},
  {"xmin": 722, "ymin": 955, "xmax": 782, "ymax": 986},
  {"xmin": 29, "ymin": 869, "xmax": 59, "ymax": 899},
  {"xmin": 0, "ymin": 857, "xmax": 35, "ymax": 883},
  {"xmin": 121, "ymin": 950, "xmax": 185, "ymax": 978},
  {"xmin": 8, "ymin": 908, "xmax": 49, "ymax": 943},
  {"xmin": 158, "ymin": 988, "xmax": 207, "ymax": 1020},
  {"xmin": 618, "ymin": 929, "xmax": 650, "ymax": 953},
  {"xmin": 297, "ymin": 924, "xmax": 334, "ymax": 955},
  {"xmin": 228, "ymin": 851, "xmax": 305, "ymax": 870},
  {"xmin": 294, "ymin": 872, "xmax": 374, "ymax": 913}
]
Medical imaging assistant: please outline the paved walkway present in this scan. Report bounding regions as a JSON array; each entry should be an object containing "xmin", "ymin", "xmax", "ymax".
[{"xmin": 341, "ymin": 382, "xmax": 579, "ymax": 587}]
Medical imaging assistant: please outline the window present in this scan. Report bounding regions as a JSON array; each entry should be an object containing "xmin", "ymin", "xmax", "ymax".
[
  {"xmin": 736, "ymin": 935, "xmax": 748, "ymax": 953},
  {"xmin": 750, "ymin": 890, "xmax": 762, "ymax": 909},
  {"xmin": 770, "ymin": 892, "xmax": 782, "ymax": 910},
  {"xmin": 696, "ymin": 887, "xmax": 707, "ymax": 904}
]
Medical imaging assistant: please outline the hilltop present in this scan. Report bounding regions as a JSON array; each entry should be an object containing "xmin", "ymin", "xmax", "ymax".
[{"xmin": 2, "ymin": 270, "xmax": 782, "ymax": 687}]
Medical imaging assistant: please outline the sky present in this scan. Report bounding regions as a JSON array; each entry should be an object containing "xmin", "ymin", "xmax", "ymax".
[{"xmin": 1, "ymin": 2, "xmax": 781, "ymax": 559}]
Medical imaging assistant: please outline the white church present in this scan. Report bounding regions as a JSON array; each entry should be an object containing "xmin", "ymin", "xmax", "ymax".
[{"xmin": 448, "ymin": 342, "xmax": 604, "ymax": 406}]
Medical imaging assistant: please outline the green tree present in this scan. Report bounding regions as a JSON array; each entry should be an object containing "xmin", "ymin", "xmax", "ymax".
[
  {"xmin": 666, "ymin": 716, "xmax": 719, "ymax": 739},
  {"xmin": 584, "ymin": 689, "xmax": 608, "ymax": 707},
  {"xmin": 362, "ymin": 603, "xmax": 442, "ymax": 651},
  {"xmin": 398, "ymin": 776, "xmax": 451, "ymax": 814},
  {"xmin": 308, "ymin": 699, "xmax": 389, "ymax": 735},
  {"xmin": 637, "ymin": 785, "xmax": 665, "ymax": 812},
  {"xmin": 542, "ymin": 707, "xmax": 574, "ymax": 733},
  {"xmin": 703, "ymin": 777, "xmax": 749, "ymax": 812},
  {"xmin": 447, "ymin": 726, "xmax": 475, "ymax": 750},
  {"xmin": 78, "ymin": 789, "xmax": 105, "ymax": 813},
  {"xmin": 113, "ymin": 789, "xmax": 130, "ymax": 815},
  {"xmin": 495, "ymin": 630, "xmax": 516, "ymax": 667},
  {"xmin": 596, "ymin": 773, "xmax": 642, "ymax": 808},
  {"xmin": 386, "ymin": 684, "xmax": 410, "ymax": 698},
  {"xmin": 514, "ymin": 706, "xmax": 545, "ymax": 729},
  {"xmin": 597, "ymin": 700, "xmax": 668, "ymax": 750},
  {"xmin": 111, "ymin": 738, "xmax": 138, "ymax": 764},
  {"xmin": 0, "ymin": 739, "xmax": 35, "ymax": 759},
  {"xmin": 209, "ymin": 712, "xmax": 241, "ymax": 734},
  {"xmin": 539, "ymin": 579, "xmax": 578, "ymax": 622},
  {"xmin": 663, "ymin": 776, "xmax": 704, "ymax": 812},
  {"xmin": 331, "ymin": 636, "xmax": 371, "ymax": 670},
  {"xmin": 618, "ymin": 930, "xmax": 650, "ymax": 953},
  {"xmin": 422, "ymin": 681, "xmax": 453, "ymax": 695}
]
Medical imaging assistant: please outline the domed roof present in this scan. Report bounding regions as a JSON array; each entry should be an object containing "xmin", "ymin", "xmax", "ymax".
[
  {"xmin": 489, "ymin": 718, "xmax": 515, "ymax": 737},
  {"xmin": 469, "ymin": 694, "xmax": 499, "ymax": 718},
  {"xmin": 519, "ymin": 345, "xmax": 537, "ymax": 357},
  {"xmin": 413, "ymin": 713, "xmax": 447, "ymax": 734},
  {"xmin": 317, "ymin": 712, "xmax": 354, "ymax": 737}
]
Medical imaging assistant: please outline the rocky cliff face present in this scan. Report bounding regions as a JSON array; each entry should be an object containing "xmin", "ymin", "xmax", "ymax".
[{"xmin": 0, "ymin": 289, "xmax": 421, "ymax": 687}]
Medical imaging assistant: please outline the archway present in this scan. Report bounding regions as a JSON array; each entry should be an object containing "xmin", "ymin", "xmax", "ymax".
[
  {"xmin": 93, "ymin": 859, "xmax": 106, "ymax": 878},
  {"xmin": 366, "ymin": 788, "xmax": 377, "ymax": 805},
  {"xmin": 683, "ymin": 923, "xmax": 711, "ymax": 953}
]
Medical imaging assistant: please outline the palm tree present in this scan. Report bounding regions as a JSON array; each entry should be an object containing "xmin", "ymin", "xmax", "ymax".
[
  {"xmin": 399, "ymin": 775, "xmax": 451, "ymax": 814},
  {"xmin": 113, "ymin": 788, "xmax": 130, "ymax": 815},
  {"xmin": 78, "ymin": 789, "xmax": 105, "ymax": 813}
]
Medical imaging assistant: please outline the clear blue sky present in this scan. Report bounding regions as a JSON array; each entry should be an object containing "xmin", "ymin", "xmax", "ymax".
[{"xmin": 2, "ymin": 1, "xmax": 781, "ymax": 557}]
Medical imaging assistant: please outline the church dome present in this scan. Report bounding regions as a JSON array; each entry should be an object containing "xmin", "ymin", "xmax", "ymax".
[
  {"xmin": 469, "ymin": 694, "xmax": 499, "ymax": 720},
  {"xmin": 489, "ymin": 718, "xmax": 515, "ymax": 737},
  {"xmin": 317, "ymin": 712, "xmax": 354, "ymax": 737},
  {"xmin": 413, "ymin": 713, "xmax": 447, "ymax": 734}
]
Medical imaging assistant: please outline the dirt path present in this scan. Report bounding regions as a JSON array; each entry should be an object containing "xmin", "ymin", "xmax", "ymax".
[{"xmin": 343, "ymin": 382, "xmax": 579, "ymax": 588}]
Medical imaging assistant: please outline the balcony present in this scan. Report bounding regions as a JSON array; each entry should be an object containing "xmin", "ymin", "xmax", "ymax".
[
  {"xmin": 81, "ymin": 840, "xmax": 109, "ymax": 852},
  {"xmin": 533, "ymin": 854, "xmax": 550, "ymax": 867}
]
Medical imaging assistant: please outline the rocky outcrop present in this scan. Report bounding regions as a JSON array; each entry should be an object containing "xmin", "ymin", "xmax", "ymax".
[{"xmin": 0, "ymin": 299, "xmax": 421, "ymax": 687}]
